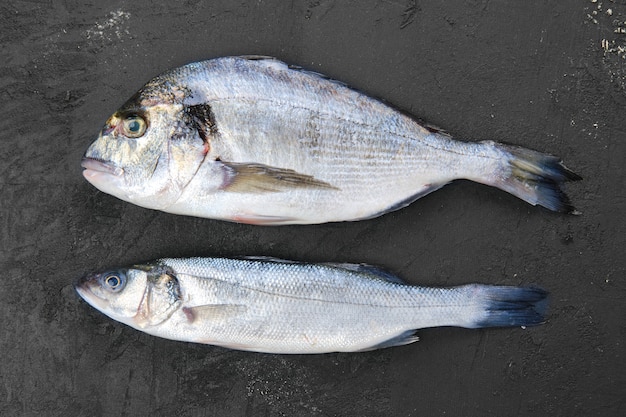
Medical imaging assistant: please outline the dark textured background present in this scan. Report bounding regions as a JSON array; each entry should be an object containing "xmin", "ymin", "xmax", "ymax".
[{"xmin": 1, "ymin": 1, "xmax": 624, "ymax": 416}]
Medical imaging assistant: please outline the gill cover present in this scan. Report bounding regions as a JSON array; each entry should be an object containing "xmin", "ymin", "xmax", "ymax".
[
  {"xmin": 82, "ymin": 69, "xmax": 216, "ymax": 209},
  {"xmin": 134, "ymin": 265, "xmax": 183, "ymax": 328}
]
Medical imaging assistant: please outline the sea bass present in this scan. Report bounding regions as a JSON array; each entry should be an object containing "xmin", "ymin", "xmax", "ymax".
[
  {"xmin": 82, "ymin": 56, "xmax": 580, "ymax": 225},
  {"xmin": 75, "ymin": 257, "xmax": 547, "ymax": 354}
]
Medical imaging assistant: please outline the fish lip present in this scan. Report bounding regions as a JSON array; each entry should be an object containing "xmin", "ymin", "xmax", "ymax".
[
  {"xmin": 73, "ymin": 278, "xmax": 89, "ymax": 298},
  {"xmin": 81, "ymin": 157, "xmax": 124, "ymax": 177},
  {"xmin": 74, "ymin": 273, "xmax": 101, "ymax": 298},
  {"xmin": 74, "ymin": 273, "xmax": 111, "ymax": 311},
  {"xmin": 73, "ymin": 274, "xmax": 93, "ymax": 298}
]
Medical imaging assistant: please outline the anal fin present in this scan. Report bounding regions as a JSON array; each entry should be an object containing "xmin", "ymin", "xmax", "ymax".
[
  {"xmin": 359, "ymin": 330, "xmax": 420, "ymax": 351},
  {"xmin": 231, "ymin": 213, "xmax": 300, "ymax": 225},
  {"xmin": 358, "ymin": 183, "xmax": 446, "ymax": 220}
]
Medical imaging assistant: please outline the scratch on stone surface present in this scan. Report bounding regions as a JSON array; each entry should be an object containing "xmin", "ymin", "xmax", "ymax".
[
  {"xmin": 120, "ymin": 368, "xmax": 133, "ymax": 417},
  {"xmin": 400, "ymin": 0, "xmax": 418, "ymax": 29},
  {"xmin": 469, "ymin": 331, "xmax": 488, "ymax": 373},
  {"xmin": 304, "ymin": 0, "xmax": 335, "ymax": 21}
]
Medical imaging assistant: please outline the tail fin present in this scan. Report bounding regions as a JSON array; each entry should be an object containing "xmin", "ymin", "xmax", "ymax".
[
  {"xmin": 486, "ymin": 141, "xmax": 581, "ymax": 214},
  {"xmin": 471, "ymin": 285, "xmax": 548, "ymax": 329}
]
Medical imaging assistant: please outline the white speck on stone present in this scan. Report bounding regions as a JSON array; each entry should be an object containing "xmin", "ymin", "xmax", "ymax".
[{"xmin": 85, "ymin": 9, "xmax": 131, "ymax": 42}]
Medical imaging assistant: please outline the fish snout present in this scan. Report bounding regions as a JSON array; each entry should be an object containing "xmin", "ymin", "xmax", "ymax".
[
  {"xmin": 74, "ymin": 271, "xmax": 127, "ymax": 314},
  {"xmin": 73, "ymin": 272, "xmax": 100, "ymax": 299},
  {"xmin": 80, "ymin": 156, "xmax": 127, "ymax": 198},
  {"xmin": 81, "ymin": 157, "xmax": 124, "ymax": 178}
]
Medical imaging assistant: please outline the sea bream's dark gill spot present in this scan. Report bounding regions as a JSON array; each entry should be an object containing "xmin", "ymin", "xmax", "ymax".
[{"xmin": 185, "ymin": 103, "xmax": 218, "ymax": 145}]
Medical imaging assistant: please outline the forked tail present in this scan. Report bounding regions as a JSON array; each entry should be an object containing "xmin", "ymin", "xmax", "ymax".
[
  {"xmin": 485, "ymin": 141, "xmax": 581, "ymax": 213},
  {"xmin": 468, "ymin": 285, "xmax": 549, "ymax": 329}
]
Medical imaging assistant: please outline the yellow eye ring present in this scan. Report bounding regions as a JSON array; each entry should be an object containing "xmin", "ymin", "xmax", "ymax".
[{"xmin": 122, "ymin": 115, "xmax": 147, "ymax": 138}]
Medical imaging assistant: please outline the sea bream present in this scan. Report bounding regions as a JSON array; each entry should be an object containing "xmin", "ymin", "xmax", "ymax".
[
  {"xmin": 81, "ymin": 56, "xmax": 580, "ymax": 225},
  {"xmin": 75, "ymin": 257, "xmax": 548, "ymax": 354}
]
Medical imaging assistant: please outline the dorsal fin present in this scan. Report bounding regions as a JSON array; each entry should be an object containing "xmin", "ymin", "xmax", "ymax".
[{"xmin": 237, "ymin": 257, "xmax": 407, "ymax": 285}]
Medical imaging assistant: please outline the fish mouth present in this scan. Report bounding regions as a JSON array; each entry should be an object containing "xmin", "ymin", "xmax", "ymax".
[
  {"xmin": 74, "ymin": 274, "xmax": 95, "ymax": 299},
  {"xmin": 81, "ymin": 157, "xmax": 124, "ymax": 178},
  {"xmin": 74, "ymin": 274, "xmax": 110, "ymax": 310},
  {"xmin": 73, "ymin": 277, "xmax": 90, "ymax": 299}
]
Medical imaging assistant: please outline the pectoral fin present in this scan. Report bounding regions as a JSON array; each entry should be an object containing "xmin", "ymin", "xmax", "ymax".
[
  {"xmin": 220, "ymin": 162, "xmax": 338, "ymax": 193},
  {"xmin": 182, "ymin": 304, "xmax": 247, "ymax": 324}
]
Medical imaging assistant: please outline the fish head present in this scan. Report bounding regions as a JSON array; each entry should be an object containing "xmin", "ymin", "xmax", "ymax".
[
  {"xmin": 74, "ymin": 267, "xmax": 148, "ymax": 327},
  {"xmin": 82, "ymin": 77, "xmax": 210, "ymax": 210},
  {"xmin": 75, "ymin": 264, "xmax": 183, "ymax": 329}
]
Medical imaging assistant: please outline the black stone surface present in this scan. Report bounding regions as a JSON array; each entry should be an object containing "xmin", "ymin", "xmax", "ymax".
[{"xmin": 1, "ymin": 1, "xmax": 624, "ymax": 416}]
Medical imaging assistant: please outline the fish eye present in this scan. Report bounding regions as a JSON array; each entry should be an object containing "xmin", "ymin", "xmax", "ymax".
[
  {"xmin": 122, "ymin": 115, "xmax": 147, "ymax": 138},
  {"xmin": 103, "ymin": 273, "xmax": 125, "ymax": 292}
]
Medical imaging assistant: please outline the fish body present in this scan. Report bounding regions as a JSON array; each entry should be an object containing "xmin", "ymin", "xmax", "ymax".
[
  {"xmin": 82, "ymin": 56, "xmax": 579, "ymax": 225},
  {"xmin": 75, "ymin": 257, "xmax": 547, "ymax": 354}
]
